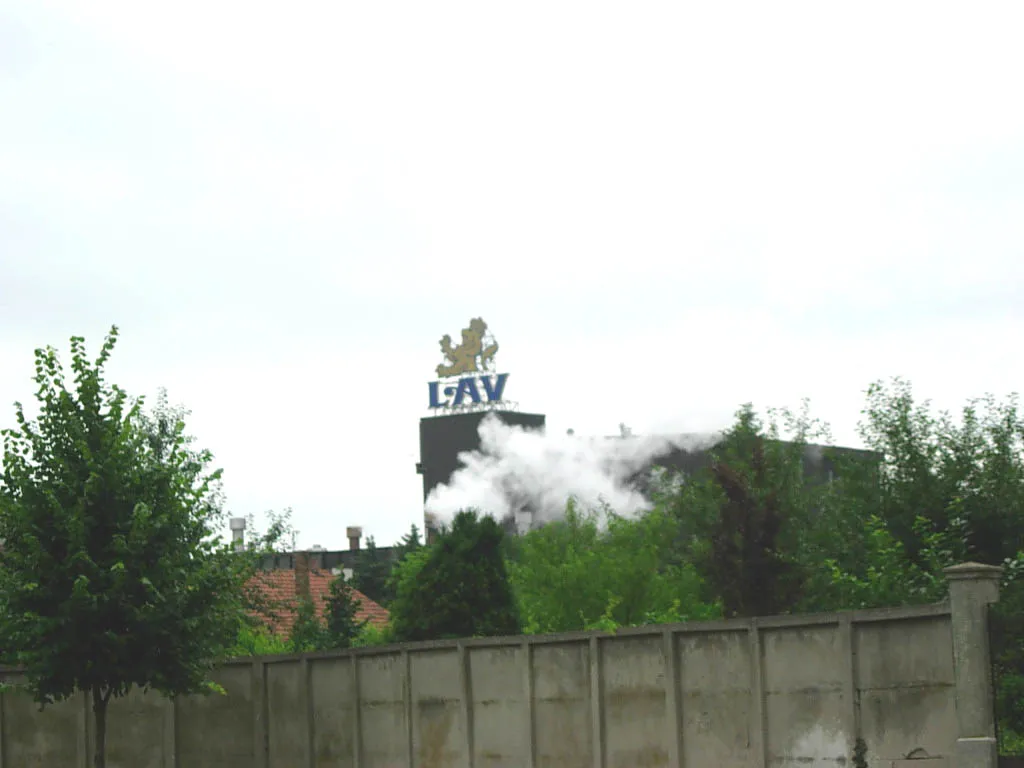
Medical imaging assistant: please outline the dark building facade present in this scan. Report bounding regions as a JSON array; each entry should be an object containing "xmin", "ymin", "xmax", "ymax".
[
  {"xmin": 252, "ymin": 525, "xmax": 400, "ymax": 578},
  {"xmin": 417, "ymin": 417, "xmax": 878, "ymax": 536},
  {"xmin": 417, "ymin": 409, "xmax": 546, "ymax": 539},
  {"xmin": 632, "ymin": 440, "xmax": 878, "ymax": 495}
]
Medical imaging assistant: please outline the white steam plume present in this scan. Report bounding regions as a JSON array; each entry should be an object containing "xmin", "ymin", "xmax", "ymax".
[{"xmin": 425, "ymin": 414, "xmax": 721, "ymax": 528}]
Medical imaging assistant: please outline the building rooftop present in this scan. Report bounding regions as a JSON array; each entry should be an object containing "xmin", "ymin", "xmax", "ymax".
[{"xmin": 247, "ymin": 567, "xmax": 389, "ymax": 637}]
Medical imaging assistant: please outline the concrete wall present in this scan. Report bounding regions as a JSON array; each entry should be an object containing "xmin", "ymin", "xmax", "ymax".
[{"xmin": 0, "ymin": 564, "xmax": 1003, "ymax": 768}]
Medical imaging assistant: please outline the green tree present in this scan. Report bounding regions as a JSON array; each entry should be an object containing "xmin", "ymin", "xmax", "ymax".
[
  {"xmin": 322, "ymin": 574, "xmax": 368, "ymax": 649},
  {"xmin": 663, "ymin": 403, "xmax": 825, "ymax": 618},
  {"xmin": 801, "ymin": 514, "xmax": 954, "ymax": 611},
  {"xmin": 245, "ymin": 507, "xmax": 299, "ymax": 554},
  {"xmin": 288, "ymin": 596, "xmax": 327, "ymax": 653},
  {"xmin": 229, "ymin": 623, "xmax": 290, "ymax": 657},
  {"xmin": 390, "ymin": 510, "xmax": 521, "ymax": 641},
  {"xmin": 507, "ymin": 499, "xmax": 718, "ymax": 633},
  {"xmin": 864, "ymin": 380, "xmax": 1023, "ymax": 565},
  {"xmin": 798, "ymin": 379, "xmax": 1024, "ymax": 609},
  {"xmin": 388, "ymin": 545, "xmax": 431, "ymax": 620},
  {"xmin": 384, "ymin": 524, "xmax": 424, "ymax": 604},
  {"xmin": 352, "ymin": 535, "xmax": 393, "ymax": 605},
  {"xmin": 0, "ymin": 328, "xmax": 257, "ymax": 768},
  {"xmin": 396, "ymin": 523, "xmax": 422, "ymax": 559},
  {"xmin": 792, "ymin": 379, "xmax": 1024, "ymax": 747}
]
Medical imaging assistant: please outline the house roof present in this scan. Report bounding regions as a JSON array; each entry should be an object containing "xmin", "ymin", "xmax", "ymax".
[{"xmin": 247, "ymin": 568, "xmax": 389, "ymax": 637}]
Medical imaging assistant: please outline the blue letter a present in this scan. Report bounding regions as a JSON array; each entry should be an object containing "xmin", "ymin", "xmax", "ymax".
[
  {"xmin": 481, "ymin": 373, "xmax": 509, "ymax": 402},
  {"xmin": 452, "ymin": 378, "xmax": 483, "ymax": 407}
]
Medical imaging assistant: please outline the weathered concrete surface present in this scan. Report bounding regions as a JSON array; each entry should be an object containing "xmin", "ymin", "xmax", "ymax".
[
  {"xmin": 678, "ymin": 629, "xmax": 752, "ymax": 767},
  {"xmin": 311, "ymin": 655, "xmax": 357, "ymax": 768},
  {"xmin": 532, "ymin": 641, "xmax": 593, "ymax": 768},
  {"xmin": 355, "ymin": 652, "xmax": 407, "ymax": 767},
  {"xmin": 857, "ymin": 615, "xmax": 957, "ymax": 764},
  {"xmin": 764, "ymin": 623, "xmax": 848, "ymax": 766},
  {"xmin": 946, "ymin": 562, "xmax": 1003, "ymax": 768},
  {"xmin": 105, "ymin": 686, "xmax": 168, "ymax": 768},
  {"xmin": 603, "ymin": 634, "xmax": 668, "ymax": 768},
  {"xmin": 2, "ymin": 677, "xmax": 82, "ymax": 768},
  {"xmin": 267, "ymin": 659, "xmax": 306, "ymax": 767},
  {"xmin": 175, "ymin": 663, "xmax": 254, "ymax": 768},
  {"xmin": 0, "ymin": 565, "xmax": 1003, "ymax": 768},
  {"xmin": 410, "ymin": 648, "xmax": 465, "ymax": 768},
  {"xmin": 469, "ymin": 644, "xmax": 529, "ymax": 768}
]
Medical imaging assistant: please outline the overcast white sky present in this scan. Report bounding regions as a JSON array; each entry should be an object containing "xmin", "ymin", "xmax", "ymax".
[{"xmin": 1, "ymin": 2, "xmax": 1022, "ymax": 549}]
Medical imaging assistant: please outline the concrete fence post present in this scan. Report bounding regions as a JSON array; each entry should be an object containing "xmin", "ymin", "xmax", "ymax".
[
  {"xmin": 0, "ymin": 685, "xmax": 5, "ymax": 768},
  {"xmin": 252, "ymin": 660, "xmax": 268, "ymax": 768},
  {"xmin": 162, "ymin": 695, "xmax": 177, "ymax": 768},
  {"xmin": 944, "ymin": 561, "xmax": 1003, "ymax": 768}
]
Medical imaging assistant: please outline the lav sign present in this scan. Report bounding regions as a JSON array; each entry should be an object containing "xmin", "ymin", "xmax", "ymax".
[{"xmin": 429, "ymin": 373, "xmax": 509, "ymax": 409}]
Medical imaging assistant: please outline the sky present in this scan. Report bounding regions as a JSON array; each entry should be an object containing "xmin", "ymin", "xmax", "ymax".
[{"xmin": 1, "ymin": 2, "xmax": 1022, "ymax": 550}]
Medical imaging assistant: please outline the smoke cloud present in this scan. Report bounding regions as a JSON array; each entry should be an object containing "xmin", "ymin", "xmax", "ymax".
[{"xmin": 424, "ymin": 415, "xmax": 721, "ymax": 528}]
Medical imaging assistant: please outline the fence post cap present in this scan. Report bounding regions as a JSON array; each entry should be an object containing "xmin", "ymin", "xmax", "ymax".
[{"xmin": 943, "ymin": 562, "xmax": 1003, "ymax": 581}]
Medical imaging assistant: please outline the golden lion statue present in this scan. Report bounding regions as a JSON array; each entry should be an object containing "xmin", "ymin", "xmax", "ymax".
[{"xmin": 436, "ymin": 318, "xmax": 499, "ymax": 378}]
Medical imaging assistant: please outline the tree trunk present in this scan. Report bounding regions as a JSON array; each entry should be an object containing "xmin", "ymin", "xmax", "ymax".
[{"xmin": 92, "ymin": 685, "xmax": 109, "ymax": 768}]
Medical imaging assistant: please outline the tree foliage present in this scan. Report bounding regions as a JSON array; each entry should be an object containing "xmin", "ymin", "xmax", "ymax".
[
  {"xmin": 0, "ymin": 328, "xmax": 257, "ymax": 768},
  {"xmin": 506, "ymin": 499, "xmax": 717, "ymax": 633},
  {"xmin": 389, "ymin": 510, "xmax": 520, "ymax": 642},
  {"xmin": 288, "ymin": 596, "xmax": 325, "ymax": 654},
  {"xmin": 654, "ymin": 403, "xmax": 828, "ymax": 618},
  {"xmin": 396, "ymin": 523, "xmax": 422, "ymax": 559},
  {"xmin": 322, "ymin": 574, "xmax": 368, "ymax": 649},
  {"xmin": 228, "ymin": 622, "xmax": 290, "ymax": 657},
  {"xmin": 352, "ymin": 535, "xmax": 393, "ymax": 605}
]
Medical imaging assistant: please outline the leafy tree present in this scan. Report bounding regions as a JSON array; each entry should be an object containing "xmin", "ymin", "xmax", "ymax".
[
  {"xmin": 862, "ymin": 380, "xmax": 1024, "ymax": 565},
  {"xmin": 229, "ymin": 622, "xmax": 290, "ymax": 657},
  {"xmin": 384, "ymin": 524, "xmax": 424, "ymax": 604},
  {"xmin": 322, "ymin": 574, "xmax": 368, "ymax": 650},
  {"xmin": 664, "ymin": 403, "xmax": 824, "ymax": 618},
  {"xmin": 797, "ymin": 380, "xmax": 1024, "ymax": 607},
  {"xmin": 288, "ymin": 596, "xmax": 326, "ymax": 653},
  {"xmin": 390, "ymin": 510, "xmax": 520, "ymax": 642},
  {"xmin": 0, "ymin": 328, "xmax": 257, "ymax": 768},
  {"xmin": 352, "ymin": 535, "xmax": 393, "ymax": 605},
  {"xmin": 791, "ymin": 379, "xmax": 1024, "ymax": 747},
  {"xmin": 801, "ymin": 514, "xmax": 954, "ymax": 611},
  {"xmin": 396, "ymin": 523, "xmax": 422, "ymax": 558},
  {"xmin": 507, "ymin": 499, "xmax": 718, "ymax": 633},
  {"xmin": 352, "ymin": 622, "xmax": 393, "ymax": 647},
  {"xmin": 245, "ymin": 507, "xmax": 299, "ymax": 554},
  {"xmin": 386, "ymin": 545, "xmax": 431, "ymax": 625}
]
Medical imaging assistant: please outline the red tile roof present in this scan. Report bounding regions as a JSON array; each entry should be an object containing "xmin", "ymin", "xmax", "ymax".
[{"xmin": 247, "ymin": 568, "xmax": 389, "ymax": 637}]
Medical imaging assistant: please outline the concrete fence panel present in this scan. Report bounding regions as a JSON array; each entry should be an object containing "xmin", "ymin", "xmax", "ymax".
[
  {"xmin": 357, "ymin": 651, "xmax": 410, "ymax": 768},
  {"xmin": 104, "ymin": 685, "xmax": 166, "ymax": 768},
  {"xmin": 310, "ymin": 654, "xmax": 358, "ymax": 767},
  {"xmin": 531, "ymin": 640, "xmax": 593, "ymax": 768},
  {"xmin": 175, "ymin": 661, "xmax": 255, "ymax": 768},
  {"xmin": 763, "ymin": 621, "xmax": 848, "ymax": 765},
  {"xmin": 856, "ymin": 613, "xmax": 957, "ymax": 762},
  {"xmin": 466, "ymin": 643, "xmax": 529, "ymax": 768},
  {"xmin": 601, "ymin": 632, "xmax": 669, "ymax": 768},
  {"xmin": 677, "ymin": 628, "xmax": 752, "ymax": 766}
]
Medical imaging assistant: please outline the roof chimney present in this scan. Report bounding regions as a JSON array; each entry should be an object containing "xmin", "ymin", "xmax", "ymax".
[
  {"xmin": 424, "ymin": 512, "xmax": 439, "ymax": 546},
  {"xmin": 347, "ymin": 526, "xmax": 363, "ymax": 551},
  {"xmin": 295, "ymin": 551, "xmax": 311, "ymax": 600},
  {"xmin": 229, "ymin": 517, "xmax": 246, "ymax": 551}
]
